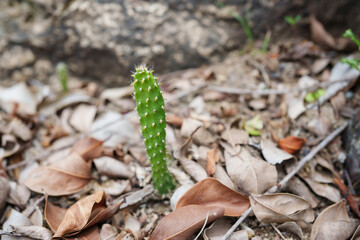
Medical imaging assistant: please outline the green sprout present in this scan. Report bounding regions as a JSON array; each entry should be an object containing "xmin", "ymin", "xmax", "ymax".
[
  {"xmin": 305, "ymin": 89, "xmax": 326, "ymax": 103},
  {"xmin": 132, "ymin": 66, "xmax": 176, "ymax": 194},
  {"xmin": 56, "ymin": 63, "xmax": 68, "ymax": 92},
  {"xmin": 284, "ymin": 14, "xmax": 302, "ymax": 26},
  {"xmin": 341, "ymin": 29, "xmax": 360, "ymax": 72},
  {"xmin": 215, "ymin": 1, "xmax": 253, "ymax": 45}
]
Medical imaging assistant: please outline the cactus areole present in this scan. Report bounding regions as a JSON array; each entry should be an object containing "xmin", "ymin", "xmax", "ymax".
[{"xmin": 132, "ymin": 66, "xmax": 176, "ymax": 194}]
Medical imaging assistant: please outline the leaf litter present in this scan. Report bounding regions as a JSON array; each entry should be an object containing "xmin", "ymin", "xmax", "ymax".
[{"xmin": 0, "ymin": 18, "xmax": 360, "ymax": 240}]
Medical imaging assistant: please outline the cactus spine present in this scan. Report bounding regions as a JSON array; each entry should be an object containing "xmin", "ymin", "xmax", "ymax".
[{"xmin": 132, "ymin": 66, "xmax": 176, "ymax": 194}]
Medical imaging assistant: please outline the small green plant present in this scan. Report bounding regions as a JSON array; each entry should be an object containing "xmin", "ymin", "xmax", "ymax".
[
  {"xmin": 56, "ymin": 62, "xmax": 68, "ymax": 92},
  {"xmin": 132, "ymin": 66, "xmax": 176, "ymax": 194},
  {"xmin": 305, "ymin": 89, "xmax": 326, "ymax": 103},
  {"xmin": 284, "ymin": 14, "xmax": 302, "ymax": 26},
  {"xmin": 215, "ymin": 1, "xmax": 253, "ymax": 46},
  {"xmin": 261, "ymin": 31, "xmax": 272, "ymax": 53},
  {"xmin": 341, "ymin": 29, "xmax": 360, "ymax": 72}
]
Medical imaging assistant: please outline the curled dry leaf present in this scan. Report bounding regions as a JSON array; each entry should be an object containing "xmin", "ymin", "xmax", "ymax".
[
  {"xmin": 8, "ymin": 118, "xmax": 32, "ymax": 141},
  {"xmin": 178, "ymin": 157, "xmax": 207, "ymax": 182},
  {"xmin": 214, "ymin": 164, "xmax": 235, "ymax": 190},
  {"xmin": 224, "ymin": 143, "xmax": 277, "ymax": 194},
  {"xmin": 277, "ymin": 222, "xmax": 303, "ymax": 240},
  {"xmin": 203, "ymin": 219, "xmax": 248, "ymax": 240},
  {"xmin": 7, "ymin": 181, "xmax": 31, "ymax": 207},
  {"xmin": 311, "ymin": 200, "xmax": 357, "ymax": 240},
  {"xmin": 69, "ymin": 104, "xmax": 97, "ymax": 132},
  {"xmin": 261, "ymin": 139, "xmax": 293, "ymax": 164},
  {"xmin": 206, "ymin": 148, "xmax": 219, "ymax": 176},
  {"xmin": 175, "ymin": 178, "xmax": 249, "ymax": 217},
  {"xmin": 277, "ymin": 136, "xmax": 306, "ymax": 154},
  {"xmin": 166, "ymin": 114, "xmax": 184, "ymax": 127},
  {"xmin": 333, "ymin": 177, "xmax": 359, "ymax": 216},
  {"xmin": 150, "ymin": 205, "xmax": 224, "ymax": 240},
  {"xmin": 221, "ymin": 128, "xmax": 249, "ymax": 145},
  {"xmin": 25, "ymin": 152, "xmax": 92, "ymax": 196},
  {"xmin": 71, "ymin": 137, "xmax": 103, "ymax": 161},
  {"xmin": 2, "ymin": 209, "xmax": 33, "ymax": 240},
  {"xmin": 250, "ymin": 193, "xmax": 314, "ymax": 223},
  {"xmin": 94, "ymin": 156, "xmax": 133, "ymax": 179},
  {"xmin": 308, "ymin": 114, "xmax": 331, "ymax": 137},
  {"xmin": 11, "ymin": 226, "xmax": 53, "ymax": 240},
  {"xmin": 0, "ymin": 177, "xmax": 9, "ymax": 214},
  {"xmin": 302, "ymin": 177, "xmax": 341, "ymax": 203},
  {"xmin": 284, "ymin": 177, "xmax": 320, "ymax": 208},
  {"xmin": 45, "ymin": 190, "xmax": 122, "ymax": 238}
]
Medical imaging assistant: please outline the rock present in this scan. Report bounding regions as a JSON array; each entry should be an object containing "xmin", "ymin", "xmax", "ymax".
[{"xmin": 0, "ymin": 0, "xmax": 359, "ymax": 86}]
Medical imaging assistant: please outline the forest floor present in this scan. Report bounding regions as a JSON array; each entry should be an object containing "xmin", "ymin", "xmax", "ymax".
[{"xmin": 0, "ymin": 17, "xmax": 360, "ymax": 240}]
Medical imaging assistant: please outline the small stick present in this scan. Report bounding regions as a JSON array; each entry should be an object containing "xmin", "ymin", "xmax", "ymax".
[
  {"xmin": 207, "ymin": 78, "xmax": 354, "ymax": 96},
  {"xmin": 271, "ymin": 223, "xmax": 286, "ymax": 240},
  {"xmin": 221, "ymin": 122, "xmax": 348, "ymax": 240}
]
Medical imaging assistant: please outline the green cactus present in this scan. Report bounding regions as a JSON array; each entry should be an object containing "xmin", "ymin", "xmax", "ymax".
[{"xmin": 132, "ymin": 66, "xmax": 176, "ymax": 194}]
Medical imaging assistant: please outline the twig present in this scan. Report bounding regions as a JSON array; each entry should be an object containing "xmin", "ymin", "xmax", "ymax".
[
  {"xmin": 271, "ymin": 223, "xmax": 286, "ymax": 240},
  {"xmin": 207, "ymin": 78, "xmax": 354, "ymax": 96},
  {"xmin": 0, "ymin": 230, "xmax": 22, "ymax": 237},
  {"xmin": 167, "ymin": 83, "xmax": 207, "ymax": 103},
  {"xmin": 221, "ymin": 122, "xmax": 348, "ymax": 240}
]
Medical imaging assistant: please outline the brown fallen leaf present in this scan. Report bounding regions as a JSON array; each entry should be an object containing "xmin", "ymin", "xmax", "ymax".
[
  {"xmin": 0, "ymin": 177, "xmax": 9, "ymax": 215},
  {"xmin": 206, "ymin": 148, "xmax": 219, "ymax": 176},
  {"xmin": 203, "ymin": 219, "xmax": 248, "ymax": 240},
  {"xmin": 277, "ymin": 136, "xmax": 306, "ymax": 154},
  {"xmin": 311, "ymin": 200, "xmax": 358, "ymax": 240},
  {"xmin": 150, "ymin": 205, "xmax": 224, "ymax": 240},
  {"xmin": 45, "ymin": 190, "xmax": 122, "ymax": 238},
  {"xmin": 25, "ymin": 152, "xmax": 92, "ymax": 196},
  {"xmin": 166, "ymin": 114, "xmax": 184, "ymax": 127},
  {"xmin": 333, "ymin": 177, "xmax": 359, "ymax": 217},
  {"xmin": 308, "ymin": 114, "xmax": 331, "ymax": 137},
  {"xmin": 250, "ymin": 193, "xmax": 314, "ymax": 223},
  {"xmin": 221, "ymin": 128, "xmax": 249, "ymax": 146},
  {"xmin": 223, "ymin": 143, "xmax": 277, "ymax": 194},
  {"xmin": 310, "ymin": 15, "xmax": 356, "ymax": 51},
  {"xmin": 261, "ymin": 139, "xmax": 293, "ymax": 164},
  {"xmin": 175, "ymin": 178, "xmax": 249, "ymax": 217},
  {"xmin": 71, "ymin": 137, "xmax": 103, "ymax": 161},
  {"xmin": 284, "ymin": 177, "xmax": 320, "ymax": 208},
  {"xmin": 277, "ymin": 222, "xmax": 303, "ymax": 240},
  {"xmin": 302, "ymin": 177, "xmax": 341, "ymax": 203},
  {"xmin": 94, "ymin": 156, "xmax": 133, "ymax": 179},
  {"xmin": 69, "ymin": 104, "xmax": 97, "ymax": 132}
]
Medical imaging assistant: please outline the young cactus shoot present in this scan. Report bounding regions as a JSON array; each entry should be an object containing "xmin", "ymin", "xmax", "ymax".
[{"xmin": 132, "ymin": 66, "xmax": 176, "ymax": 194}]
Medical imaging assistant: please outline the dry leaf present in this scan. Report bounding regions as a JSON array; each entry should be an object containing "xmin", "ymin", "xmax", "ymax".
[
  {"xmin": 330, "ymin": 91, "xmax": 346, "ymax": 115},
  {"xmin": 178, "ymin": 157, "xmax": 207, "ymax": 182},
  {"xmin": 224, "ymin": 143, "xmax": 277, "ymax": 194},
  {"xmin": 333, "ymin": 177, "xmax": 359, "ymax": 217},
  {"xmin": 311, "ymin": 200, "xmax": 358, "ymax": 240},
  {"xmin": 46, "ymin": 190, "xmax": 122, "ymax": 238},
  {"xmin": 175, "ymin": 178, "xmax": 249, "ymax": 217},
  {"xmin": 69, "ymin": 104, "xmax": 97, "ymax": 132},
  {"xmin": 351, "ymin": 225, "xmax": 360, "ymax": 240},
  {"xmin": 308, "ymin": 114, "xmax": 331, "ymax": 137},
  {"xmin": 0, "ymin": 177, "xmax": 9, "ymax": 214},
  {"xmin": 284, "ymin": 177, "xmax": 320, "ymax": 208},
  {"xmin": 221, "ymin": 128, "xmax": 249, "ymax": 145},
  {"xmin": 206, "ymin": 148, "xmax": 219, "ymax": 176},
  {"xmin": 71, "ymin": 137, "xmax": 103, "ymax": 161},
  {"xmin": 2, "ymin": 209, "xmax": 33, "ymax": 240},
  {"xmin": 11, "ymin": 226, "xmax": 53, "ymax": 240},
  {"xmin": 277, "ymin": 222, "xmax": 303, "ymax": 240},
  {"xmin": 287, "ymin": 97, "xmax": 305, "ymax": 120},
  {"xmin": 180, "ymin": 118, "xmax": 215, "ymax": 146},
  {"xmin": 150, "ymin": 205, "xmax": 224, "ymax": 240},
  {"xmin": 277, "ymin": 136, "xmax": 306, "ymax": 154},
  {"xmin": 249, "ymin": 99, "xmax": 266, "ymax": 110},
  {"xmin": 8, "ymin": 118, "xmax": 32, "ymax": 141},
  {"xmin": 7, "ymin": 181, "xmax": 31, "ymax": 207},
  {"xmin": 250, "ymin": 193, "xmax": 314, "ymax": 223},
  {"xmin": 214, "ymin": 164, "xmax": 235, "ymax": 190},
  {"xmin": 311, "ymin": 58, "xmax": 330, "ymax": 75},
  {"xmin": 166, "ymin": 114, "xmax": 184, "ymax": 127},
  {"xmin": 25, "ymin": 152, "xmax": 92, "ymax": 196},
  {"xmin": 0, "ymin": 82, "xmax": 38, "ymax": 115},
  {"xmin": 203, "ymin": 219, "xmax": 248, "ymax": 240},
  {"xmin": 302, "ymin": 178, "xmax": 341, "ymax": 203},
  {"xmin": 100, "ymin": 224, "xmax": 118, "ymax": 240},
  {"xmin": 310, "ymin": 15, "xmax": 356, "ymax": 51},
  {"xmin": 94, "ymin": 156, "xmax": 133, "ymax": 179},
  {"xmin": 261, "ymin": 139, "xmax": 293, "ymax": 164},
  {"xmin": 170, "ymin": 185, "xmax": 193, "ymax": 210},
  {"xmin": 100, "ymin": 86, "xmax": 133, "ymax": 99},
  {"xmin": 91, "ymin": 111, "xmax": 136, "ymax": 148}
]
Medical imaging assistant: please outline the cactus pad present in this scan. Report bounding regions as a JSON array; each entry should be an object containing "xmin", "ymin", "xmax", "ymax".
[{"xmin": 132, "ymin": 66, "xmax": 176, "ymax": 194}]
